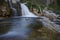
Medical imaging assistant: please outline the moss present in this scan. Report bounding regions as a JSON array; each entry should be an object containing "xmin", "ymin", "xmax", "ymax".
[
  {"xmin": 48, "ymin": 4, "xmax": 60, "ymax": 14},
  {"xmin": 27, "ymin": 27, "xmax": 57, "ymax": 40}
]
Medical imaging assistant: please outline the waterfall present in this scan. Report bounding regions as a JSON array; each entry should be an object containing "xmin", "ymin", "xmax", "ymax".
[
  {"xmin": 21, "ymin": 3, "xmax": 38, "ymax": 17},
  {"xmin": 6, "ymin": 0, "xmax": 39, "ymax": 17},
  {"xmin": 7, "ymin": 0, "xmax": 13, "ymax": 8},
  {"xmin": 16, "ymin": 0, "xmax": 38, "ymax": 17},
  {"xmin": 0, "ymin": 0, "xmax": 60, "ymax": 40},
  {"xmin": 7, "ymin": 0, "xmax": 17, "ymax": 16},
  {"xmin": 8, "ymin": 0, "xmax": 38, "ymax": 17}
]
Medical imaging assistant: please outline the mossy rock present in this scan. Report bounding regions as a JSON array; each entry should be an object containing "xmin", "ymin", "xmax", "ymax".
[{"xmin": 29, "ymin": 21, "xmax": 43, "ymax": 30}]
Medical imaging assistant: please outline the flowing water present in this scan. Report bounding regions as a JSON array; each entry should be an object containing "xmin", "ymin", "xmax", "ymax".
[
  {"xmin": 0, "ymin": 0, "xmax": 60, "ymax": 40},
  {"xmin": 21, "ymin": 3, "xmax": 38, "ymax": 17},
  {"xmin": 0, "ymin": 18, "xmax": 39, "ymax": 39},
  {"xmin": 7, "ymin": 0, "xmax": 17, "ymax": 16},
  {"xmin": 0, "ymin": 1, "xmax": 40, "ymax": 40}
]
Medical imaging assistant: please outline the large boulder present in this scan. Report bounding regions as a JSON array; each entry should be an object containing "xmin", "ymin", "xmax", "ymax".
[{"xmin": 43, "ymin": 10, "xmax": 58, "ymax": 20}]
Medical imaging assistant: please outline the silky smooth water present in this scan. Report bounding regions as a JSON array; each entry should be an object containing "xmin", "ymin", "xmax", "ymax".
[
  {"xmin": 0, "ymin": 0, "xmax": 60, "ymax": 40},
  {"xmin": 0, "ymin": 17, "xmax": 42, "ymax": 40},
  {"xmin": 21, "ymin": 3, "xmax": 38, "ymax": 17}
]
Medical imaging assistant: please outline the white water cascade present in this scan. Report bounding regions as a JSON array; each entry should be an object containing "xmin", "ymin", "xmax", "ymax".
[
  {"xmin": 21, "ymin": 3, "xmax": 38, "ymax": 17},
  {"xmin": 0, "ymin": 0, "xmax": 60, "ymax": 40},
  {"xmin": 7, "ymin": 0, "xmax": 17, "ymax": 16}
]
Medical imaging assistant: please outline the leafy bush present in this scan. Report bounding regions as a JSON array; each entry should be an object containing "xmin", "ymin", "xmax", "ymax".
[
  {"xmin": 48, "ymin": 4, "xmax": 60, "ymax": 14},
  {"xmin": 27, "ymin": 1, "xmax": 33, "ymax": 9}
]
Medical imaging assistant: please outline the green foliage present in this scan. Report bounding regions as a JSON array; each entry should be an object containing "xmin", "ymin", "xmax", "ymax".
[
  {"xmin": 32, "ymin": 4, "xmax": 39, "ymax": 9},
  {"xmin": 40, "ymin": 4, "xmax": 46, "ymax": 9},
  {"xmin": 20, "ymin": 0, "xmax": 26, "ymax": 3},
  {"xmin": 48, "ymin": 4, "xmax": 60, "ymax": 14},
  {"xmin": 27, "ymin": 1, "xmax": 39, "ymax": 11},
  {"xmin": 27, "ymin": 1, "xmax": 33, "ymax": 9}
]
